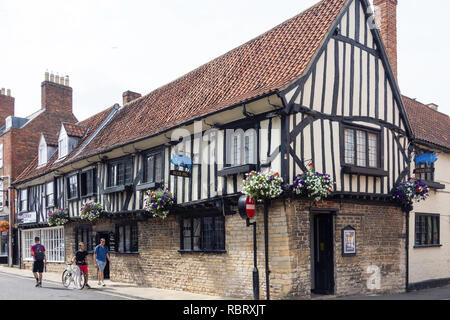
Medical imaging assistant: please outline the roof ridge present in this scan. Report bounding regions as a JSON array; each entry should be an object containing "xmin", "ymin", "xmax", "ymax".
[{"xmin": 403, "ymin": 95, "xmax": 449, "ymax": 118}]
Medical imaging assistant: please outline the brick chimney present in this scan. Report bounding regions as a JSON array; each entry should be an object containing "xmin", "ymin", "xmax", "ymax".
[
  {"xmin": 0, "ymin": 88, "xmax": 15, "ymax": 125},
  {"xmin": 122, "ymin": 90, "xmax": 142, "ymax": 105},
  {"xmin": 41, "ymin": 72, "xmax": 73, "ymax": 114},
  {"xmin": 373, "ymin": 0, "xmax": 398, "ymax": 79}
]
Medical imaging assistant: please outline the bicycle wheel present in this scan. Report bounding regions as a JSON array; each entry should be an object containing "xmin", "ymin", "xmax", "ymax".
[
  {"xmin": 62, "ymin": 270, "xmax": 72, "ymax": 288},
  {"xmin": 76, "ymin": 272, "xmax": 86, "ymax": 290}
]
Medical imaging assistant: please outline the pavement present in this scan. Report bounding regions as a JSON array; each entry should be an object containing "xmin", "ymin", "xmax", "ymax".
[{"xmin": 0, "ymin": 265, "xmax": 234, "ymax": 300}]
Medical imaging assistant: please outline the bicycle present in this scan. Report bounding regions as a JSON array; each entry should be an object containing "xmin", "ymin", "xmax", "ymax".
[{"xmin": 62, "ymin": 262, "xmax": 86, "ymax": 289}]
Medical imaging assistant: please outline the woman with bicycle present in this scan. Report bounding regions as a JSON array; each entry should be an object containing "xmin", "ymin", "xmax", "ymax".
[{"xmin": 72, "ymin": 242, "xmax": 91, "ymax": 289}]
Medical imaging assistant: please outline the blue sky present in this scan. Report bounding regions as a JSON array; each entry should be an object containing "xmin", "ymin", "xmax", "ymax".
[{"xmin": 0, "ymin": 0, "xmax": 449, "ymax": 121}]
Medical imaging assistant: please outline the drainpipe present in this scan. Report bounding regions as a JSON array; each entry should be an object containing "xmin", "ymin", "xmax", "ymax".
[
  {"xmin": 264, "ymin": 199, "xmax": 270, "ymax": 300},
  {"xmin": 405, "ymin": 208, "xmax": 410, "ymax": 292}
]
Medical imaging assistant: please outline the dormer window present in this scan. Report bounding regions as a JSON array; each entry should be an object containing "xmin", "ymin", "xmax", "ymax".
[
  {"xmin": 58, "ymin": 123, "xmax": 87, "ymax": 160},
  {"xmin": 58, "ymin": 135, "xmax": 68, "ymax": 159},
  {"xmin": 38, "ymin": 142, "xmax": 47, "ymax": 166},
  {"xmin": 38, "ymin": 134, "xmax": 57, "ymax": 167}
]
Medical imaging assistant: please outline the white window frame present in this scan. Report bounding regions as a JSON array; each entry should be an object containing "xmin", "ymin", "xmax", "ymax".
[
  {"xmin": 0, "ymin": 144, "xmax": 3, "ymax": 168},
  {"xmin": 0, "ymin": 180, "xmax": 3, "ymax": 209},
  {"xmin": 38, "ymin": 143, "xmax": 47, "ymax": 167},
  {"xmin": 20, "ymin": 189, "xmax": 28, "ymax": 213},
  {"xmin": 22, "ymin": 227, "xmax": 65, "ymax": 262}
]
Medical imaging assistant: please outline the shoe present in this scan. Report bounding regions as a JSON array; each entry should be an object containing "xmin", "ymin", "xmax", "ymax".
[
  {"xmin": 102, "ymin": 281, "xmax": 106, "ymax": 287},
  {"xmin": 98, "ymin": 281, "xmax": 101, "ymax": 285},
  {"xmin": 35, "ymin": 282, "xmax": 39, "ymax": 287},
  {"xmin": 85, "ymin": 284, "xmax": 91, "ymax": 289},
  {"xmin": 39, "ymin": 282, "xmax": 42, "ymax": 288}
]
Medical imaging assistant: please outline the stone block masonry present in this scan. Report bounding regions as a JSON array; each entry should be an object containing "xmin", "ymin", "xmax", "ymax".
[{"xmin": 50, "ymin": 199, "xmax": 406, "ymax": 299}]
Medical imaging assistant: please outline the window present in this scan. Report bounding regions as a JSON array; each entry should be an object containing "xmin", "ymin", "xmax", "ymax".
[
  {"xmin": 115, "ymin": 223, "xmax": 138, "ymax": 253},
  {"xmin": 416, "ymin": 162, "xmax": 435, "ymax": 182},
  {"xmin": 75, "ymin": 226, "xmax": 94, "ymax": 252},
  {"xmin": 143, "ymin": 151, "xmax": 163, "ymax": 184},
  {"xmin": 38, "ymin": 144, "xmax": 47, "ymax": 167},
  {"xmin": 0, "ymin": 180, "xmax": 3, "ymax": 209},
  {"xmin": 81, "ymin": 170, "xmax": 96, "ymax": 197},
  {"xmin": 108, "ymin": 159, "xmax": 132, "ymax": 187},
  {"xmin": 58, "ymin": 137, "xmax": 68, "ymax": 159},
  {"xmin": 0, "ymin": 144, "xmax": 3, "ymax": 168},
  {"xmin": 67, "ymin": 175, "xmax": 78, "ymax": 200},
  {"xmin": 228, "ymin": 128, "xmax": 257, "ymax": 167},
  {"xmin": 46, "ymin": 181, "xmax": 54, "ymax": 208},
  {"xmin": 22, "ymin": 227, "xmax": 65, "ymax": 262},
  {"xmin": 0, "ymin": 222, "xmax": 7, "ymax": 257},
  {"xmin": 415, "ymin": 214, "xmax": 440, "ymax": 247},
  {"xmin": 180, "ymin": 215, "xmax": 225, "ymax": 252},
  {"xmin": 20, "ymin": 189, "xmax": 28, "ymax": 212},
  {"xmin": 344, "ymin": 127, "xmax": 379, "ymax": 168}
]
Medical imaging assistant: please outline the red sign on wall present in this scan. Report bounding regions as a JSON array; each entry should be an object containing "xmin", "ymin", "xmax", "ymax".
[{"xmin": 245, "ymin": 197, "xmax": 256, "ymax": 219}]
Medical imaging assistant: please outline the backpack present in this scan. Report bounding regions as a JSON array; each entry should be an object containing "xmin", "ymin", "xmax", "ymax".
[{"xmin": 34, "ymin": 245, "xmax": 45, "ymax": 261}]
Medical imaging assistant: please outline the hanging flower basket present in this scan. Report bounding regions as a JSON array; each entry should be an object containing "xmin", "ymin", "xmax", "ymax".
[
  {"xmin": 0, "ymin": 221, "xmax": 9, "ymax": 233},
  {"xmin": 292, "ymin": 163, "xmax": 335, "ymax": 202},
  {"xmin": 393, "ymin": 179, "xmax": 429, "ymax": 209},
  {"xmin": 143, "ymin": 188, "xmax": 175, "ymax": 219},
  {"xmin": 242, "ymin": 170, "xmax": 284, "ymax": 203},
  {"xmin": 80, "ymin": 201, "xmax": 104, "ymax": 222},
  {"xmin": 48, "ymin": 209, "xmax": 69, "ymax": 227}
]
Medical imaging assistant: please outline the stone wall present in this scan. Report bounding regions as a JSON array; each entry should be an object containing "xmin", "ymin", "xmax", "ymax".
[{"xmin": 45, "ymin": 198, "xmax": 406, "ymax": 299}]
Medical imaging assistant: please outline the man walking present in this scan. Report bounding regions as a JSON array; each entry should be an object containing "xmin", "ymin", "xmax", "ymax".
[
  {"xmin": 72, "ymin": 242, "xmax": 91, "ymax": 289},
  {"xmin": 93, "ymin": 238, "xmax": 111, "ymax": 287},
  {"xmin": 30, "ymin": 237, "xmax": 46, "ymax": 287}
]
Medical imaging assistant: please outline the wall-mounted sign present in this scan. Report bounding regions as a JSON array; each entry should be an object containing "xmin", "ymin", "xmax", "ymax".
[
  {"xmin": 414, "ymin": 153, "xmax": 438, "ymax": 167},
  {"xmin": 17, "ymin": 211, "xmax": 37, "ymax": 224},
  {"xmin": 170, "ymin": 170, "xmax": 191, "ymax": 178},
  {"xmin": 170, "ymin": 154, "xmax": 193, "ymax": 170},
  {"xmin": 238, "ymin": 195, "xmax": 256, "ymax": 220},
  {"xmin": 342, "ymin": 226, "xmax": 356, "ymax": 257}
]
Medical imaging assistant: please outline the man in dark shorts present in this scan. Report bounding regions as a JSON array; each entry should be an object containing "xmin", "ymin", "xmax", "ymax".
[
  {"xmin": 30, "ymin": 237, "xmax": 47, "ymax": 287},
  {"xmin": 72, "ymin": 242, "xmax": 91, "ymax": 289}
]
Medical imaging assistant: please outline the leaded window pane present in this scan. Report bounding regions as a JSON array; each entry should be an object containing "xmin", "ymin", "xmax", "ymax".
[
  {"xmin": 368, "ymin": 133, "xmax": 378, "ymax": 168},
  {"xmin": 356, "ymin": 130, "xmax": 366, "ymax": 167},
  {"xmin": 344, "ymin": 129, "xmax": 355, "ymax": 165}
]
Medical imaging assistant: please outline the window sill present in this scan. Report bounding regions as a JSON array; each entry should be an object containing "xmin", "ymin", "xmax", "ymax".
[
  {"xmin": 136, "ymin": 182, "xmax": 161, "ymax": 191},
  {"xmin": 414, "ymin": 244, "xmax": 442, "ymax": 249},
  {"xmin": 68, "ymin": 197, "xmax": 79, "ymax": 202},
  {"xmin": 111, "ymin": 252, "xmax": 139, "ymax": 255},
  {"xmin": 178, "ymin": 250, "xmax": 227, "ymax": 254},
  {"xmin": 217, "ymin": 164, "xmax": 257, "ymax": 177},
  {"xmin": 342, "ymin": 165, "xmax": 388, "ymax": 177},
  {"xmin": 103, "ymin": 185, "xmax": 126, "ymax": 194},
  {"xmin": 422, "ymin": 181, "xmax": 445, "ymax": 190},
  {"xmin": 81, "ymin": 193, "xmax": 97, "ymax": 199}
]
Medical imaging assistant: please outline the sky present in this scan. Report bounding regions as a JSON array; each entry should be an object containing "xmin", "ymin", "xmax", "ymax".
[{"xmin": 0, "ymin": 0, "xmax": 449, "ymax": 122}]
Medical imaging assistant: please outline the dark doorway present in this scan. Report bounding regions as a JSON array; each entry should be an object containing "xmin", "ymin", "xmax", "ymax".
[
  {"xmin": 12, "ymin": 228, "xmax": 19, "ymax": 266},
  {"xmin": 95, "ymin": 232, "xmax": 110, "ymax": 280},
  {"xmin": 312, "ymin": 214, "xmax": 334, "ymax": 295}
]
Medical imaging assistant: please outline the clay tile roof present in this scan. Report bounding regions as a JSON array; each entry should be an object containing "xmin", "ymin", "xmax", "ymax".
[
  {"xmin": 42, "ymin": 133, "xmax": 58, "ymax": 147},
  {"xmin": 403, "ymin": 95, "xmax": 450, "ymax": 151},
  {"xmin": 77, "ymin": 0, "xmax": 348, "ymax": 159},
  {"xmin": 13, "ymin": 0, "xmax": 349, "ymax": 185},
  {"xmin": 14, "ymin": 106, "xmax": 117, "ymax": 184},
  {"xmin": 62, "ymin": 123, "xmax": 87, "ymax": 138}
]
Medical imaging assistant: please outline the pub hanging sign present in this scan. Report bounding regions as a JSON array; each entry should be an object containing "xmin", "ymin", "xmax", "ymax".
[
  {"xmin": 170, "ymin": 154, "xmax": 192, "ymax": 178},
  {"xmin": 342, "ymin": 226, "xmax": 357, "ymax": 257}
]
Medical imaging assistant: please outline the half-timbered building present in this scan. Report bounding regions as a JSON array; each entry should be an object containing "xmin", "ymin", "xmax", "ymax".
[{"xmin": 13, "ymin": 0, "xmax": 414, "ymax": 299}]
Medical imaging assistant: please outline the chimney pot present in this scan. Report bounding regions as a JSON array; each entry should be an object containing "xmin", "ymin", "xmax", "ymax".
[
  {"xmin": 45, "ymin": 71, "xmax": 50, "ymax": 81},
  {"xmin": 122, "ymin": 90, "xmax": 142, "ymax": 105},
  {"xmin": 65, "ymin": 76, "xmax": 69, "ymax": 87},
  {"xmin": 7, "ymin": 89, "xmax": 11, "ymax": 97},
  {"xmin": 50, "ymin": 73, "xmax": 55, "ymax": 82},
  {"xmin": 1, "ymin": 88, "xmax": 5, "ymax": 95}
]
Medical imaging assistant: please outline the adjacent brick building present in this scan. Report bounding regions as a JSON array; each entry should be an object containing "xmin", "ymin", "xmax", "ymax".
[{"xmin": 0, "ymin": 74, "xmax": 77, "ymax": 265}]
